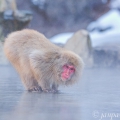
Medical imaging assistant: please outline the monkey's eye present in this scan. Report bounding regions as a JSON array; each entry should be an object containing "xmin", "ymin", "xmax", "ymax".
[
  {"xmin": 63, "ymin": 65, "xmax": 68, "ymax": 69},
  {"xmin": 70, "ymin": 68, "xmax": 74, "ymax": 71},
  {"xmin": 66, "ymin": 65, "xmax": 69, "ymax": 69}
]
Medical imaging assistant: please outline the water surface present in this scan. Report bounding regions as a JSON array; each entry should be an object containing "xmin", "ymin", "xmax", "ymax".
[{"xmin": 0, "ymin": 65, "xmax": 120, "ymax": 120}]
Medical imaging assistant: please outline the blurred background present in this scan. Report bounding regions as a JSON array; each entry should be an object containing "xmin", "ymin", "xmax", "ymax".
[
  {"xmin": 1, "ymin": 1, "xmax": 120, "ymax": 120},
  {"xmin": 0, "ymin": 0, "xmax": 120, "ymax": 67},
  {"xmin": 0, "ymin": 0, "xmax": 111, "ymax": 37},
  {"xmin": 16, "ymin": 0, "xmax": 110, "ymax": 37}
]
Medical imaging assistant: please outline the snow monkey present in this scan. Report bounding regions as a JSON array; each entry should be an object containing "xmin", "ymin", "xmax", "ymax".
[{"xmin": 4, "ymin": 29, "xmax": 84, "ymax": 93}]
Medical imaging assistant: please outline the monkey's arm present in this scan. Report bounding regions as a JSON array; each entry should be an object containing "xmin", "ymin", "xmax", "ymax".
[
  {"xmin": 29, "ymin": 51, "xmax": 50, "ymax": 92},
  {"xmin": 29, "ymin": 50, "xmax": 60, "ymax": 92}
]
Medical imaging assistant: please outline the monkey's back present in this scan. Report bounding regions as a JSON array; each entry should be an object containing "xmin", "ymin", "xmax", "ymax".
[
  {"xmin": 4, "ymin": 29, "xmax": 59, "ymax": 62},
  {"xmin": 5, "ymin": 29, "xmax": 58, "ymax": 52}
]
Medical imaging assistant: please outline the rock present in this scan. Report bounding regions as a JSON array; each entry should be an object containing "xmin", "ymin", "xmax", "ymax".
[
  {"xmin": 0, "ymin": 10, "xmax": 32, "ymax": 64},
  {"xmin": 64, "ymin": 29, "xmax": 120, "ymax": 68},
  {"xmin": 0, "ymin": 0, "xmax": 32, "ymax": 36},
  {"xmin": 93, "ymin": 44, "xmax": 120, "ymax": 68},
  {"xmin": 0, "ymin": 10, "xmax": 32, "ymax": 37},
  {"xmin": 14, "ymin": 10, "xmax": 33, "ymax": 22},
  {"xmin": 64, "ymin": 30, "xmax": 93, "ymax": 67},
  {"xmin": 0, "ymin": 0, "xmax": 32, "ymax": 65}
]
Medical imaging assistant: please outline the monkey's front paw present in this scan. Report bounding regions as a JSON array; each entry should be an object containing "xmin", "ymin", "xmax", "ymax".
[
  {"xmin": 42, "ymin": 89, "xmax": 59, "ymax": 93},
  {"xmin": 28, "ymin": 86, "xmax": 42, "ymax": 92},
  {"xmin": 42, "ymin": 89, "xmax": 53, "ymax": 93},
  {"xmin": 52, "ymin": 89, "xmax": 59, "ymax": 93}
]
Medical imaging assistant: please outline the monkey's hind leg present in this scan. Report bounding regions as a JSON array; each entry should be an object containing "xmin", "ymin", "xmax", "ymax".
[{"xmin": 20, "ymin": 73, "xmax": 42, "ymax": 92}]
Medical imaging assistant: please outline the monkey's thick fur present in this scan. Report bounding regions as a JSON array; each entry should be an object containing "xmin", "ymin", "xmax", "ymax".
[{"xmin": 4, "ymin": 29, "xmax": 83, "ymax": 92}]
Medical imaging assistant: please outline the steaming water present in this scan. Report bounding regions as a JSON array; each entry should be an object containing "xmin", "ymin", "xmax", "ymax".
[{"xmin": 0, "ymin": 65, "xmax": 120, "ymax": 120}]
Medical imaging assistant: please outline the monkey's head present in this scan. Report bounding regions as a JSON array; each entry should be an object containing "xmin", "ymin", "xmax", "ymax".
[
  {"xmin": 61, "ymin": 64, "xmax": 75, "ymax": 81},
  {"xmin": 54, "ymin": 49, "xmax": 84, "ymax": 85}
]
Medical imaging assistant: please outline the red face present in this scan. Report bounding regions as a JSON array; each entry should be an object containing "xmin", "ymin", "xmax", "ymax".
[{"xmin": 61, "ymin": 64, "xmax": 75, "ymax": 81}]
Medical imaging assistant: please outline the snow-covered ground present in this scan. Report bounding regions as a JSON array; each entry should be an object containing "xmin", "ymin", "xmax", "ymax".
[{"xmin": 50, "ymin": 1, "xmax": 120, "ymax": 48}]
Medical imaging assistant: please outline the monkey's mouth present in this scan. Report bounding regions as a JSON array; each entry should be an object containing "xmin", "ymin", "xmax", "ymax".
[
  {"xmin": 61, "ymin": 75, "xmax": 69, "ymax": 81},
  {"xmin": 61, "ymin": 78, "xmax": 68, "ymax": 82}
]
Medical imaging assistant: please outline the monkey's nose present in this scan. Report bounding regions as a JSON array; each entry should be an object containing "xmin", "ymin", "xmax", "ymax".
[{"xmin": 66, "ymin": 70, "xmax": 70, "ymax": 75}]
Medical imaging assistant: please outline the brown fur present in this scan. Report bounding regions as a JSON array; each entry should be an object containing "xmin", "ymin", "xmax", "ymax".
[{"xmin": 4, "ymin": 29, "xmax": 84, "ymax": 92}]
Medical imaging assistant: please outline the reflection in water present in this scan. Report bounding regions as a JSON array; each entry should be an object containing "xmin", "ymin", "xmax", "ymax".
[
  {"xmin": 0, "ymin": 66, "xmax": 120, "ymax": 120},
  {"xmin": 9, "ymin": 92, "xmax": 81, "ymax": 120}
]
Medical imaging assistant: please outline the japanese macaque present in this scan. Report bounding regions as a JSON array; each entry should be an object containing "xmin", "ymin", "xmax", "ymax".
[{"xmin": 4, "ymin": 29, "xmax": 83, "ymax": 93}]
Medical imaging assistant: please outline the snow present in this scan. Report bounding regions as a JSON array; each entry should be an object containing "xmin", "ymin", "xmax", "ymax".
[
  {"xmin": 88, "ymin": 9, "xmax": 120, "ymax": 47},
  {"xmin": 31, "ymin": 0, "xmax": 46, "ymax": 10},
  {"xmin": 110, "ymin": 0, "xmax": 120, "ymax": 9},
  {"xmin": 50, "ymin": 33, "xmax": 73, "ymax": 44},
  {"xmin": 87, "ymin": 10, "xmax": 120, "ymax": 31},
  {"xmin": 50, "ymin": 9, "xmax": 120, "ymax": 48},
  {"xmin": 89, "ymin": 30, "xmax": 120, "ymax": 47}
]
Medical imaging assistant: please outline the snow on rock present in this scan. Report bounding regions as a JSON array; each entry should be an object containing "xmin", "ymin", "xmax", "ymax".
[
  {"xmin": 87, "ymin": 10, "xmax": 120, "ymax": 31},
  {"xmin": 50, "ymin": 33, "xmax": 73, "ymax": 44},
  {"xmin": 50, "ymin": 10, "xmax": 120, "ymax": 49},
  {"xmin": 89, "ymin": 30, "xmax": 120, "ymax": 47},
  {"xmin": 88, "ymin": 9, "xmax": 120, "ymax": 47}
]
